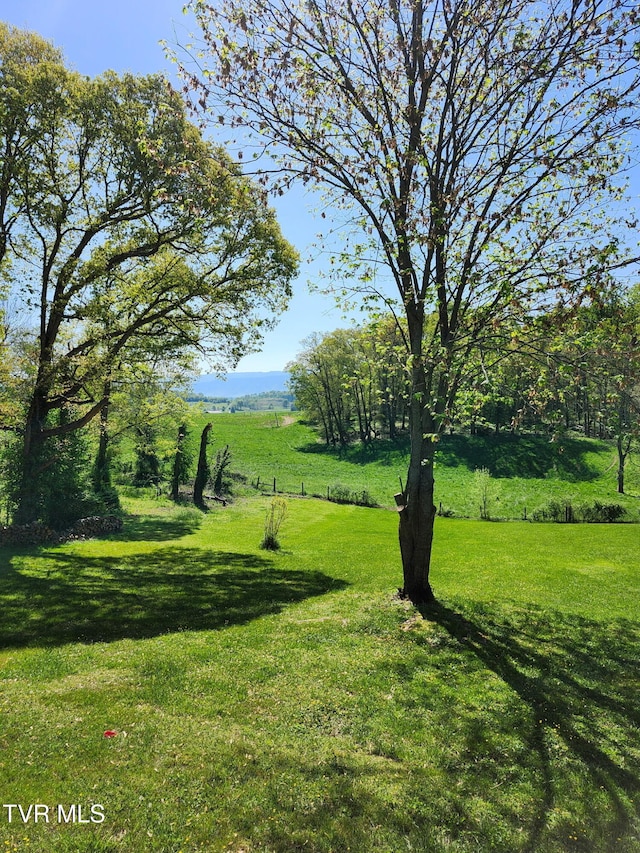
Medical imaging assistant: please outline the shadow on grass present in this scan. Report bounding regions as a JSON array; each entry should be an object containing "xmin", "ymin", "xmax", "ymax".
[
  {"xmin": 415, "ymin": 599, "xmax": 640, "ymax": 852},
  {"xmin": 114, "ymin": 513, "xmax": 203, "ymax": 542},
  {"xmin": 195, "ymin": 599, "xmax": 639, "ymax": 852},
  {"xmin": 435, "ymin": 433, "xmax": 603, "ymax": 480},
  {"xmin": 0, "ymin": 547, "xmax": 347, "ymax": 648},
  {"xmin": 296, "ymin": 435, "xmax": 410, "ymax": 466},
  {"xmin": 296, "ymin": 432, "xmax": 602, "ymax": 480}
]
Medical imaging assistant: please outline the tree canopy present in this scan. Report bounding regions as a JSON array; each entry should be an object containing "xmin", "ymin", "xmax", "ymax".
[{"xmin": 0, "ymin": 23, "xmax": 298, "ymax": 525}]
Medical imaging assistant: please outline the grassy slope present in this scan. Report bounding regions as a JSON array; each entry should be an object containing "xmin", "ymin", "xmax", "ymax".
[
  {"xmin": 190, "ymin": 411, "xmax": 640, "ymax": 521},
  {"xmin": 0, "ymin": 496, "xmax": 638, "ymax": 852}
]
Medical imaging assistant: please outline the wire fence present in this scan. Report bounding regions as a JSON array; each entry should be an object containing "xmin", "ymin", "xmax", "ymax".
[{"xmin": 251, "ymin": 476, "xmax": 379, "ymax": 508}]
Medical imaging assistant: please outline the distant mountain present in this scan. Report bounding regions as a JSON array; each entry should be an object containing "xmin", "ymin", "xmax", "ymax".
[{"xmin": 192, "ymin": 371, "xmax": 290, "ymax": 399}]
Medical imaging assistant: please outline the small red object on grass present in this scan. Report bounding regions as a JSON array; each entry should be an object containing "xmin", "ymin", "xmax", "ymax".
[{"xmin": 103, "ymin": 730, "xmax": 117, "ymax": 738}]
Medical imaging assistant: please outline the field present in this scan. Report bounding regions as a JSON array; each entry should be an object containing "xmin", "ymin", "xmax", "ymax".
[
  {"xmin": 1, "ymin": 414, "xmax": 639, "ymax": 852},
  {"xmin": 185, "ymin": 411, "xmax": 640, "ymax": 521}
]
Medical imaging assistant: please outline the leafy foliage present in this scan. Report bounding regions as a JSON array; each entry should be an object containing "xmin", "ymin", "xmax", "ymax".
[
  {"xmin": 4, "ymin": 408, "xmax": 105, "ymax": 529},
  {"xmin": 327, "ymin": 483, "xmax": 377, "ymax": 507},
  {"xmin": 532, "ymin": 499, "xmax": 627, "ymax": 523},
  {"xmin": 0, "ymin": 24, "xmax": 297, "ymax": 526}
]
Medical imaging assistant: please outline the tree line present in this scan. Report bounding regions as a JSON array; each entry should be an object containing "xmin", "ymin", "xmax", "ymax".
[
  {"xmin": 288, "ymin": 288, "xmax": 640, "ymax": 494},
  {"xmin": 0, "ymin": 23, "xmax": 297, "ymax": 528}
]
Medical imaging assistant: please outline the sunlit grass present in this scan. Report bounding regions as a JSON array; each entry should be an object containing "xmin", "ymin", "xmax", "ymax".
[
  {"xmin": 0, "ymin": 496, "xmax": 638, "ymax": 851},
  {"xmin": 187, "ymin": 411, "xmax": 640, "ymax": 521}
]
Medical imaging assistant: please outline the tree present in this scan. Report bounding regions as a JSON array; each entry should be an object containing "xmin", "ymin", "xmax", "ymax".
[
  {"xmin": 288, "ymin": 319, "xmax": 409, "ymax": 442},
  {"xmin": 170, "ymin": 423, "xmax": 191, "ymax": 502},
  {"xmin": 288, "ymin": 330, "xmax": 357, "ymax": 447},
  {"xmin": 193, "ymin": 422, "xmax": 212, "ymax": 508},
  {"xmin": 589, "ymin": 291, "xmax": 640, "ymax": 494},
  {"xmin": 368, "ymin": 315, "xmax": 410, "ymax": 439},
  {"xmin": 212, "ymin": 444, "xmax": 232, "ymax": 496},
  {"xmin": 180, "ymin": 0, "xmax": 640, "ymax": 601},
  {"xmin": 560, "ymin": 289, "xmax": 640, "ymax": 492},
  {"xmin": 93, "ymin": 358, "xmax": 195, "ymax": 492},
  {"xmin": 0, "ymin": 26, "xmax": 298, "ymax": 525},
  {"xmin": 0, "ymin": 23, "xmax": 64, "ymax": 271}
]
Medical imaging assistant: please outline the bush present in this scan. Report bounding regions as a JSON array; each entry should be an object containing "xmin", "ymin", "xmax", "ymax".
[
  {"xmin": 532, "ymin": 499, "xmax": 626, "ymax": 523},
  {"xmin": 327, "ymin": 483, "xmax": 376, "ymax": 507},
  {"xmin": 4, "ymin": 410, "xmax": 111, "ymax": 530},
  {"xmin": 578, "ymin": 501, "xmax": 626, "ymax": 523},
  {"xmin": 472, "ymin": 467, "xmax": 497, "ymax": 520},
  {"xmin": 260, "ymin": 496, "xmax": 288, "ymax": 550},
  {"xmin": 437, "ymin": 506, "xmax": 456, "ymax": 518},
  {"xmin": 532, "ymin": 499, "xmax": 573, "ymax": 523},
  {"xmin": 0, "ymin": 515, "xmax": 123, "ymax": 547}
]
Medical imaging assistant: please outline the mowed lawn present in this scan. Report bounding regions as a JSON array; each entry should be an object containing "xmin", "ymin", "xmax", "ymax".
[{"xmin": 0, "ymin": 497, "xmax": 638, "ymax": 852}]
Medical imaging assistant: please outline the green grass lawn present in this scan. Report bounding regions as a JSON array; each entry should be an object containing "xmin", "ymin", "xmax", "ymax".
[
  {"xmin": 187, "ymin": 411, "xmax": 640, "ymax": 521},
  {"xmin": 1, "ymin": 496, "xmax": 638, "ymax": 852}
]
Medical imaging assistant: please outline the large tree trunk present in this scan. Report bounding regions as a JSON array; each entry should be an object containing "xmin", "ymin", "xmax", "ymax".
[
  {"xmin": 398, "ymin": 436, "xmax": 437, "ymax": 604},
  {"xmin": 13, "ymin": 389, "xmax": 49, "ymax": 525},
  {"xmin": 397, "ymin": 323, "xmax": 437, "ymax": 604},
  {"xmin": 616, "ymin": 433, "xmax": 630, "ymax": 495}
]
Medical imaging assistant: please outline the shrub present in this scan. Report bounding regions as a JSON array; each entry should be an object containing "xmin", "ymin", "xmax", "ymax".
[
  {"xmin": 327, "ymin": 483, "xmax": 377, "ymax": 507},
  {"xmin": 472, "ymin": 467, "xmax": 496, "ymax": 520},
  {"xmin": 578, "ymin": 501, "xmax": 626, "ymax": 523},
  {"xmin": 532, "ymin": 499, "xmax": 572, "ymax": 522},
  {"xmin": 532, "ymin": 499, "xmax": 626, "ymax": 523},
  {"xmin": 437, "ymin": 506, "xmax": 456, "ymax": 518},
  {"xmin": 260, "ymin": 496, "xmax": 288, "ymax": 550},
  {"xmin": 4, "ymin": 409, "xmax": 109, "ymax": 529}
]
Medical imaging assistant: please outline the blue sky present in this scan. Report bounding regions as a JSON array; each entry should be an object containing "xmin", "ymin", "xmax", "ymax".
[{"xmin": 0, "ymin": 0, "xmax": 355, "ymax": 372}]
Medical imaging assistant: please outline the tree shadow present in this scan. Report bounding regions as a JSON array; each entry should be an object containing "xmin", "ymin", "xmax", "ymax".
[
  {"xmin": 0, "ymin": 547, "xmax": 348, "ymax": 648},
  {"xmin": 417, "ymin": 599, "xmax": 640, "ymax": 851},
  {"xmin": 435, "ymin": 433, "xmax": 602, "ymax": 480},
  {"xmin": 295, "ymin": 432, "xmax": 602, "ymax": 480},
  {"xmin": 296, "ymin": 435, "xmax": 410, "ymax": 466},
  {"xmin": 113, "ymin": 513, "xmax": 203, "ymax": 542},
  {"xmin": 226, "ymin": 748, "xmax": 446, "ymax": 852}
]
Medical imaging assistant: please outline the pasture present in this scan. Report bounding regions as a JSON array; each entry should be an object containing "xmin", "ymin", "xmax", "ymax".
[{"xmin": 183, "ymin": 411, "xmax": 640, "ymax": 521}]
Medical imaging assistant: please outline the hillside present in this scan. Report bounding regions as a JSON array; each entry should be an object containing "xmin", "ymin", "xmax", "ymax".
[{"xmin": 189, "ymin": 411, "xmax": 640, "ymax": 522}]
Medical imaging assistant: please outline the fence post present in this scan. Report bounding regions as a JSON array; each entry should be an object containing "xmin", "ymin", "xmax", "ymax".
[
  {"xmin": 273, "ymin": 477, "xmax": 276, "ymax": 493},
  {"xmin": 301, "ymin": 482, "xmax": 305, "ymax": 496}
]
